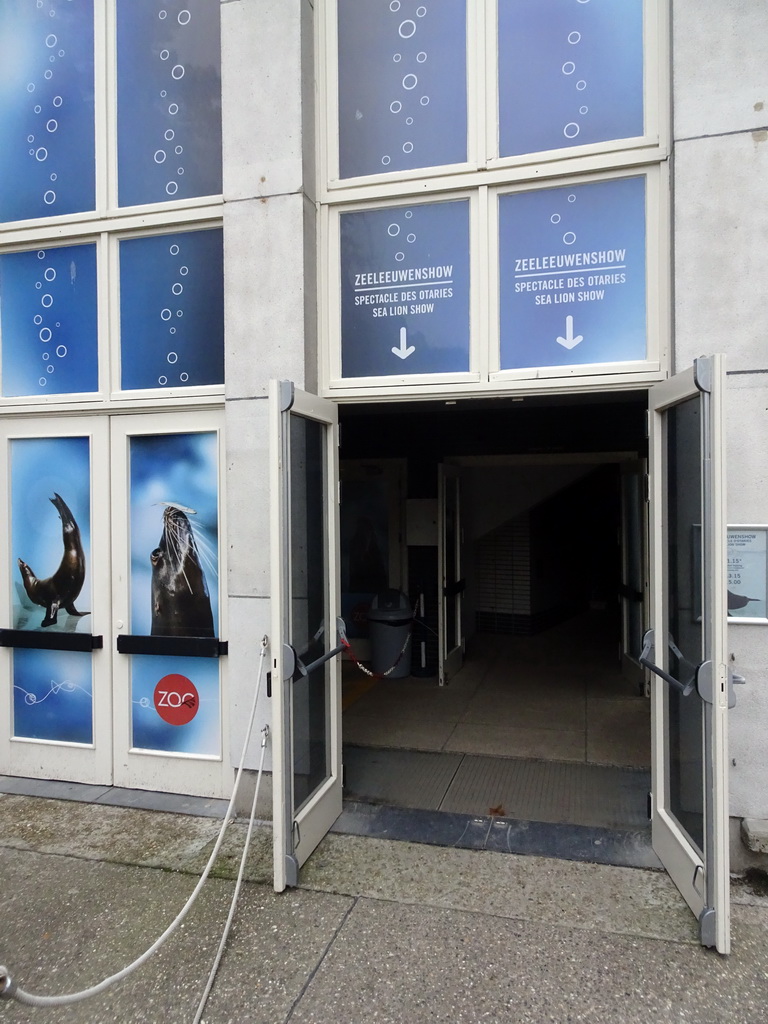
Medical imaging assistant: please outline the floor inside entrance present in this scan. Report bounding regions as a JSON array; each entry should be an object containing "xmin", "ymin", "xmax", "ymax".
[{"xmin": 341, "ymin": 613, "xmax": 651, "ymax": 832}]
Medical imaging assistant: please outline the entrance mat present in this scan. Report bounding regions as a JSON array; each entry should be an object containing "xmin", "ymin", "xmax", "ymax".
[
  {"xmin": 343, "ymin": 745, "xmax": 463, "ymax": 810},
  {"xmin": 441, "ymin": 755, "xmax": 650, "ymax": 829},
  {"xmin": 333, "ymin": 800, "xmax": 661, "ymax": 871}
]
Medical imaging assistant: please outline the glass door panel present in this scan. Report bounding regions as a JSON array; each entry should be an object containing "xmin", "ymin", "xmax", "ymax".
[
  {"xmin": 0, "ymin": 418, "xmax": 111, "ymax": 785},
  {"xmin": 271, "ymin": 382, "xmax": 341, "ymax": 891},
  {"xmin": 111, "ymin": 412, "xmax": 229, "ymax": 798},
  {"xmin": 647, "ymin": 355, "xmax": 731, "ymax": 953}
]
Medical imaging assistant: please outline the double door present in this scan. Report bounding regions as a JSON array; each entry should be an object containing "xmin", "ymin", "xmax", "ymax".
[
  {"xmin": 0, "ymin": 411, "xmax": 229, "ymax": 798},
  {"xmin": 271, "ymin": 361, "xmax": 736, "ymax": 954}
]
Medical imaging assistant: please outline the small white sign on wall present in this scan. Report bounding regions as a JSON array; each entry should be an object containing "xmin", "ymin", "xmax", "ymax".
[{"xmin": 728, "ymin": 526, "xmax": 768, "ymax": 624}]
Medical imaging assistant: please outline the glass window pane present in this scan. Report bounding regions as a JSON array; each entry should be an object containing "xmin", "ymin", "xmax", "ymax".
[
  {"xmin": 11, "ymin": 436, "xmax": 92, "ymax": 633},
  {"xmin": 0, "ymin": 0, "xmax": 95, "ymax": 221},
  {"xmin": 131, "ymin": 654, "xmax": 220, "ymax": 755},
  {"xmin": 129, "ymin": 431, "xmax": 219, "ymax": 638},
  {"xmin": 498, "ymin": 0, "xmax": 644, "ymax": 158},
  {"xmin": 665, "ymin": 395, "xmax": 704, "ymax": 854},
  {"xmin": 1, "ymin": 244, "xmax": 98, "ymax": 397},
  {"xmin": 119, "ymin": 229, "xmax": 224, "ymax": 390},
  {"xmin": 340, "ymin": 200, "xmax": 470, "ymax": 378},
  {"xmin": 498, "ymin": 176, "xmax": 646, "ymax": 371},
  {"xmin": 337, "ymin": 0, "xmax": 467, "ymax": 179},
  {"xmin": 13, "ymin": 650, "xmax": 93, "ymax": 745},
  {"xmin": 117, "ymin": 0, "xmax": 222, "ymax": 207},
  {"xmin": 289, "ymin": 415, "xmax": 330, "ymax": 810}
]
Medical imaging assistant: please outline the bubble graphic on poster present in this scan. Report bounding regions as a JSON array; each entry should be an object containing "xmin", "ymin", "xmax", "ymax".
[
  {"xmin": 498, "ymin": 0, "xmax": 643, "ymax": 157},
  {"xmin": 337, "ymin": 0, "xmax": 467, "ymax": 178}
]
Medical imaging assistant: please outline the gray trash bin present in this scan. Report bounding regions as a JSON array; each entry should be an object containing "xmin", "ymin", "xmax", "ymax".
[{"xmin": 367, "ymin": 589, "xmax": 412, "ymax": 678}]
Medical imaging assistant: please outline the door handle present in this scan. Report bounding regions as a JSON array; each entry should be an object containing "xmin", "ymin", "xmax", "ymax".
[
  {"xmin": 639, "ymin": 629, "xmax": 696, "ymax": 696},
  {"xmin": 292, "ymin": 617, "xmax": 347, "ymax": 679}
]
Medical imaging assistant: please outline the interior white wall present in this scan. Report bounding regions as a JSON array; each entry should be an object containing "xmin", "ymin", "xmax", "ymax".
[
  {"xmin": 672, "ymin": 0, "xmax": 768, "ymax": 818},
  {"xmin": 464, "ymin": 464, "xmax": 596, "ymax": 541}
]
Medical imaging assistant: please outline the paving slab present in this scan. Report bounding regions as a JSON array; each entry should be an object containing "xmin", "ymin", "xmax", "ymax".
[
  {"xmin": 1, "ymin": 793, "xmax": 768, "ymax": 1023},
  {"xmin": 0, "ymin": 847, "xmax": 353, "ymax": 1024},
  {"xmin": 290, "ymin": 898, "xmax": 768, "ymax": 1024}
]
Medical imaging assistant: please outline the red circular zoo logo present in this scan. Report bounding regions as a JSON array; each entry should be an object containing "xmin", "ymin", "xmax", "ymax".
[{"xmin": 153, "ymin": 674, "xmax": 199, "ymax": 726}]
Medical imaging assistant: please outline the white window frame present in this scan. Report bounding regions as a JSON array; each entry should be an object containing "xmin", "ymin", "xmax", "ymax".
[
  {"xmin": 0, "ymin": 0, "xmax": 225, "ymax": 415},
  {"xmin": 110, "ymin": 409, "xmax": 229, "ymax": 798},
  {"xmin": 316, "ymin": 0, "xmax": 671, "ymax": 400},
  {"xmin": 487, "ymin": 165, "xmax": 669, "ymax": 389},
  {"xmin": 0, "ymin": 416, "xmax": 113, "ymax": 786},
  {"xmin": 322, "ymin": 189, "xmax": 484, "ymax": 392},
  {"xmin": 320, "ymin": 165, "xmax": 669, "ymax": 399},
  {"xmin": 318, "ymin": 0, "xmax": 669, "ymax": 202}
]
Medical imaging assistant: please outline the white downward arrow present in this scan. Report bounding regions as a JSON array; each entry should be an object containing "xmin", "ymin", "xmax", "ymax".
[
  {"xmin": 556, "ymin": 315, "xmax": 583, "ymax": 350},
  {"xmin": 392, "ymin": 326, "xmax": 415, "ymax": 360}
]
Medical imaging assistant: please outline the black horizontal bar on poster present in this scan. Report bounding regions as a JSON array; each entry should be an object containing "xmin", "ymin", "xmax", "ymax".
[
  {"xmin": 0, "ymin": 629, "xmax": 103, "ymax": 652},
  {"xmin": 116, "ymin": 635, "xmax": 228, "ymax": 658}
]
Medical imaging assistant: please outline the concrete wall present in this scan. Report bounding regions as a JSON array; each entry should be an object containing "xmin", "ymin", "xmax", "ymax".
[
  {"xmin": 672, "ymin": 0, "xmax": 768, "ymax": 817},
  {"xmin": 218, "ymin": 0, "xmax": 768, "ymax": 821},
  {"xmin": 221, "ymin": 0, "xmax": 316, "ymax": 774}
]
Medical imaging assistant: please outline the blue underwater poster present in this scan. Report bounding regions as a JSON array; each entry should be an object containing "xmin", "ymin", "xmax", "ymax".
[
  {"xmin": 10, "ymin": 436, "xmax": 93, "ymax": 743},
  {"xmin": 129, "ymin": 431, "xmax": 220, "ymax": 755},
  {"xmin": 13, "ymin": 649, "xmax": 93, "ymax": 745}
]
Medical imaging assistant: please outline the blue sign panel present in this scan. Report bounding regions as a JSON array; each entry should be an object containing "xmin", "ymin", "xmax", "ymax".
[
  {"xmin": 498, "ymin": 0, "xmax": 644, "ymax": 158},
  {"xmin": 341, "ymin": 200, "xmax": 470, "ymax": 378},
  {"xmin": 499, "ymin": 176, "xmax": 646, "ymax": 370},
  {"xmin": 337, "ymin": 0, "xmax": 467, "ymax": 179}
]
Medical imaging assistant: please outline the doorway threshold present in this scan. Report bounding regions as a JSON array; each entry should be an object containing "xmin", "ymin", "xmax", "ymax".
[{"xmin": 333, "ymin": 800, "xmax": 661, "ymax": 870}]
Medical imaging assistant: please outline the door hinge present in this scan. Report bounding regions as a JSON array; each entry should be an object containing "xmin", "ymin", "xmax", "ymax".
[
  {"xmin": 284, "ymin": 854, "xmax": 299, "ymax": 888},
  {"xmin": 694, "ymin": 356, "xmax": 713, "ymax": 395},
  {"xmin": 699, "ymin": 906, "xmax": 717, "ymax": 948},
  {"xmin": 697, "ymin": 661, "xmax": 745, "ymax": 707}
]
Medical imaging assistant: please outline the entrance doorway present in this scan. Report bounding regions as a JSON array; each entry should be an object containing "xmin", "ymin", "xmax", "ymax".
[
  {"xmin": 271, "ymin": 361, "xmax": 732, "ymax": 952},
  {"xmin": 338, "ymin": 394, "xmax": 650, "ymax": 835}
]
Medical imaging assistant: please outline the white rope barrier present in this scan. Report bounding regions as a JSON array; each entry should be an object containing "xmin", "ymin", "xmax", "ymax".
[{"xmin": 1, "ymin": 636, "xmax": 270, "ymax": 1010}]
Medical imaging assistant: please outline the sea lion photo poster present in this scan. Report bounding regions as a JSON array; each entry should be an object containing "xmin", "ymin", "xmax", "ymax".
[
  {"xmin": 9, "ymin": 435, "xmax": 93, "ymax": 743},
  {"xmin": 128, "ymin": 430, "xmax": 221, "ymax": 756}
]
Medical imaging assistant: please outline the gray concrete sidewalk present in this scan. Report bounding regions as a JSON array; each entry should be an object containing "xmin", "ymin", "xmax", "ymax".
[{"xmin": 1, "ymin": 792, "xmax": 768, "ymax": 1023}]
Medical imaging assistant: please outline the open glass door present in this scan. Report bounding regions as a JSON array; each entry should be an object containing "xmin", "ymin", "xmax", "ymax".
[
  {"xmin": 270, "ymin": 381, "xmax": 342, "ymax": 891},
  {"xmin": 438, "ymin": 464, "xmax": 464, "ymax": 685},
  {"xmin": 646, "ymin": 355, "xmax": 733, "ymax": 953}
]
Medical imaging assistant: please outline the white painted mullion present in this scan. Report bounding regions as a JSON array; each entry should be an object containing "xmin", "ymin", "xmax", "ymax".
[
  {"xmin": 465, "ymin": 0, "xmax": 484, "ymax": 170},
  {"xmin": 484, "ymin": 0, "xmax": 499, "ymax": 166},
  {"xmin": 319, "ymin": 0, "xmax": 339, "ymax": 188},
  {"xmin": 94, "ymin": 0, "xmax": 111, "ymax": 215},
  {"xmin": 105, "ymin": 228, "xmax": 121, "ymax": 397},
  {"xmin": 472, "ymin": 185, "xmax": 489, "ymax": 381}
]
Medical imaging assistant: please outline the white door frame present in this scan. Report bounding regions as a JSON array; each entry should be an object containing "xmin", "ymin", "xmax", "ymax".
[
  {"xmin": 271, "ymin": 380, "xmax": 342, "ymax": 891},
  {"xmin": 0, "ymin": 416, "xmax": 112, "ymax": 785},
  {"xmin": 646, "ymin": 355, "xmax": 731, "ymax": 953}
]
